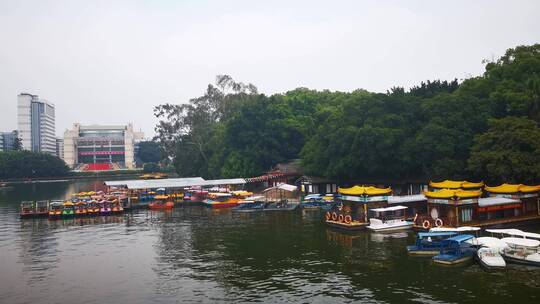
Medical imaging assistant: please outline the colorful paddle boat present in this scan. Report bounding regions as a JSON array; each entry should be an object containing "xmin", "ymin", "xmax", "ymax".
[
  {"xmin": 86, "ymin": 200, "xmax": 100, "ymax": 216},
  {"xmin": 407, "ymin": 231, "xmax": 458, "ymax": 256},
  {"xmin": 48, "ymin": 201, "xmax": 64, "ymax": 219},
  {"xmin": 98, "ymin": 200, "xmax": 112, "ymax": 215},
  {"xmin": 35, "ymin": 200, "xmax": 50, "ymax": 217},
  {"xmin": 111, "ymin": 200, "xmax": 124, "ymax": 214},
  {"xmin": 149, "ymin": 195, "xmax": 174, "ymax": 210},
  {"xmin": 432, "ymin": 234, "xmax": 476, "ymax": 265},
  {"xmin": 19, "ymin": 201, "xmax": 35, "ymax": 218},
  {"xmin": 74, "ymin": 202, "xmax": 88, "ymax": 216},
  {"xmin": 62, "ymin": 202, "xmax": 75, "ymax": 217},
  {"xmin": 204, "ymin": 193, "xmax": 237, "ymax": 208}
]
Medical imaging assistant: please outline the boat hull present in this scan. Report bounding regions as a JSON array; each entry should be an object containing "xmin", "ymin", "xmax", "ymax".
[
  {"xmin": 367, "ymin": 223, "xmax": 413, "ymax": 232},
  {"xmin": 326, "ymin": 220, "xmax": 368, "ymax": 231},
  {"xmin": 502, "ymin": 255, "xmax": 540, "ymax": 267},
  {"xmin": 433, "ymin": 255, "xmax": 473, "ymax": 265},
  {"xmin": 406, "ymin": 246, "xmax": 440, "ymax": 256}
]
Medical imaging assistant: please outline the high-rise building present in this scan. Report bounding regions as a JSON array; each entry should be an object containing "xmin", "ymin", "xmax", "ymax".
[
  {"xmin": 56, "ymin": 138, "xmax": 64, "ymax": 159},
  {"xmin": 0, "ymin": 130, "xmax": 19, "ymax": 151},
  {"xmin": 17, "ymin": 93, "xmax": 56, "ymax": 154},
  {"xmin": 63, "ymin": 123, "xmax": 144, "ymax": 170}
]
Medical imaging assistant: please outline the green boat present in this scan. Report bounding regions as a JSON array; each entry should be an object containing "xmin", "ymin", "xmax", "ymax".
[{"xmin": 62, "ymin": 201, "xmax": 75, "ymax": 217}]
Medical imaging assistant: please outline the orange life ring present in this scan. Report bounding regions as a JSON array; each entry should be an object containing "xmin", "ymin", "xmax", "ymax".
[
  {"xmin": 413, "ymin": 213, "xmax": 418, "ymax": 223},
  {"xmin": 435, "ymin": 218, "xmax": 443, "ymax": 227},
  {"xmin": 344, "ymin": 215, "xmax": 352, "ymax": 224},
  {"xmin": 332, "ymin": 212, "xmax": 338, "ymax": 221},
  {"xmin": 325, "ymin": 212, "xmax": 331, "ymax": 220},
  {"xmin": 422, "ymin": 220, "xmax": 431, "ymax": 229},
  {"xmin": 338, "ymin": 214, "xmax": 344, "ymax": 222}
]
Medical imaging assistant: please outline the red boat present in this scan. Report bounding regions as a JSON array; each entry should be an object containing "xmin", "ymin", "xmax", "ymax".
[{"xmin": 149, "ymin": 195, "xmax": 174, "ymax": 210}]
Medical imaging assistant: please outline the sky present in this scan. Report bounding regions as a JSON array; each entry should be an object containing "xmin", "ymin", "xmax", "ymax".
[{"xmin": 0, "ymin": 0, "xmax": 539, "ymax": 138}]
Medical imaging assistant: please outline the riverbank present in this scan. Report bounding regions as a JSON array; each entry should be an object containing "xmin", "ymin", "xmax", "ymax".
[{"xmin": 0, "ymin": 169, "xmax": 148, "ymax": 185}]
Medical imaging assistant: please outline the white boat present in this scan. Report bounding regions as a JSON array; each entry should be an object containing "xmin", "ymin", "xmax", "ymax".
[
  {"xmin": 430, "ymin": 226, "xmax": 481, "ymax": 234},
  {"xmin": 486, "ymin": 228, "xmax": 540, "ymax": 240},
  {"xmin": 477, "ymin": 247, "xmax": 506, "ymax": 269},
  {"xmin": 367, "ymin": 205, "xmax": 413, "ymax": 232},
  {"xmin": 500, "ymin": 237, "xmax": 540, "ymax": 266}
]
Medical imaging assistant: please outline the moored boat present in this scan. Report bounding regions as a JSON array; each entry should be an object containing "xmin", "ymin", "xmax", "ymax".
[
  {"xmin": 433, "ymin": 234, "xmax": 476, "ymax": 265},
  {"xmin": 407, "ymin": 231, "xmax": 458, "ymax": 256},
  {"xmin": 19, "ymin": 201, "xmax": 35, "ymax": 218},
  {"xmin": 204, "ymin": 193, "xmax": 237, "ymax": 208},
  {"xmin": 35, "ymin": 200, "xmax": 49, "ymax": 217},
  {"xmin": 149, "ymin": 195, "xmax": 174, "ymax": 210},
  {"xmin": 111, "ymin": 200, "xmax": 124, "ymax": 214},
  {"xmin": 367, "ymin": 205, "xmax": 413, "ymax": 232},
  {"xmin": 48, "ymin": 201, "xmax": 64, "ymax": 219},
  {"xmin": 86, "ymin": 200, "xmax": 100, "ymax": 216},
  {"xmin": 74, "ymin": 202, "xmax": 88, "ymax": 216},
  {"xmin": 477, "ymin": 247, "xmax": 506, "ymax": 269},
  {"xmin": 62, "ymin": 202, "xmax": 75, "ymax": 217},
  {"xmin": 98, "ymin": 200, "xmax": 112, "ymax": 215},
  {"xmin": 500, "ymin": 237, "xmax": 540, "ymax": 266}
]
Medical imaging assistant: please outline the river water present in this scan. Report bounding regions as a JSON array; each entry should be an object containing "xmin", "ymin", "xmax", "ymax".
[{"xmin": 0, "ymin": 179, "xmax": 539, "ymax": 304}]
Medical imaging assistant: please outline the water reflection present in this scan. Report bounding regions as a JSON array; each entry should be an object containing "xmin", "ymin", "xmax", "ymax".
[{"xmin": 1, "ymin": 180, "xmax": 540, "ymax": 304}]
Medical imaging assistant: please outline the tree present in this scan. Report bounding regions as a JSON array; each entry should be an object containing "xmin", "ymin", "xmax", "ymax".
[
  {"xmin": 143, "ymin": 162, "xmax": 160, "ymax": 173},
  {"xmin": 468, "ymin": 117, "xmax": 540, "ymax": 184},
  {"xmin": 0, "ymin": 151, "xmax": 70, "ymax": 179},
  {"xmin": 136, "ymin": 141, "xmax": 161, "ymax": 164},
  {"xmin": 12, "ymin": 137, "xmax": 22, "ymax": 151}
]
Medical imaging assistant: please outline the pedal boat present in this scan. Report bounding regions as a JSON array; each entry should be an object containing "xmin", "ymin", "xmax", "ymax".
[
  {"xmin": 19, "ymin": 201, "xmax": 35, "ymax": 218},
  {"xmin": 407, "ymin": 231, "xmax": 458, "ymax": 256},
  {"xmin": 433, "ymin": 234, "xmax": 476, "ymax": 265}
]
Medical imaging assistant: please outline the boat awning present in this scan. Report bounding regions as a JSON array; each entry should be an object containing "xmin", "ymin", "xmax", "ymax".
[
  {"xmin": 444, "ymin": 234, "xmax": 475, "ymax": 243},
  {"xmin": 418, "ymin": 231, "xmax": 457, "ymax": 238},
  {"xmin": 486, "ymin": 229, "xmax": 540, "ymax": 239},
  {"xmin": 502, "ymin": 237, "xmax": 540, "ymax": 247},
  {"xmin": 478, "ymin": 197, "xmax": 520, "ymax": 207},
  {"xmin": 388, "ymin": 194, "xmax": 427, "ymax": 204},
  {"xmin": 430, "ymin": 226, "xmax": 481, "ymax": 233},
  {"xmin": 466, "ymin": 236, "xmax": 508, "ymax": 248},
  {"xmin": 370, "ymin": 205, "xmax": 408, "ymax": 212}
]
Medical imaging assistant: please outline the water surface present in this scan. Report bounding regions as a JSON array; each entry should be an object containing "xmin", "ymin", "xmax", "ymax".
[{"xmin": 1, "ymin": 179, "xmax": 539, "ymax": 303}]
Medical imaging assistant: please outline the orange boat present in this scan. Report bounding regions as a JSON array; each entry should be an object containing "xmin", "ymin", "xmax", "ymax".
[
  {"xmin": 111, "ymin": 200, "xmax": 124, "ymax": 214},
  {"xmin": 149, "ymin": 195, "xmax": 174, "ymax": 210},
  {"xmin": 74, "ymin": 202, "xmax": 88, "ymax": 216}
]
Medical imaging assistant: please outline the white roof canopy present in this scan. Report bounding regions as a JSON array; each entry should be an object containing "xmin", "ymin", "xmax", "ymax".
[
  {"xmin": 370, "ymin": 205, "xmax": 408, "ymax": 212},
  {"xmin": 486, "ymin": 229, "xmax": 540, "ymax": 240},
  {"xmin": 502, "ymin": 237, "xmax": 540, "ymax": 247},
  {"xmin": 388, "ymin": 194, "xmax": 427, "ymax": 204},
  {"xmin": 478, "ymin": 197, "xmax": 520, "ymax": 207},
  {"xmin": 263, "ymin": 184, "xmax": 297, "ymax": 192},
  {"xmin": 104, "ymin": 177, "xmax": 246, "ymax": 190},
  {"xmin": 430, "ymin": 226, "xmax": 481, "ymax": 232}
]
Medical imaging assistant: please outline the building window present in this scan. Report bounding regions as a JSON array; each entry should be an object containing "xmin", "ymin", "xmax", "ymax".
[{"xmin": 461, "ymin": 208, "xmax": 473, "ymax": 222}]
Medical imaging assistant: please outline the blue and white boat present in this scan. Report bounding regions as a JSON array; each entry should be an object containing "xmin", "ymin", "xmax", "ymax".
[
  {"xmin": 407, "ymin": 231, "xmax": 458, "ymax": 256},
  {"xmin": 232, "ymin": 201, "xmax": 266, "ymax": 213},
  {"xmin": 432, "ymin": 234, "xmax": 477, "ymax": 265}
]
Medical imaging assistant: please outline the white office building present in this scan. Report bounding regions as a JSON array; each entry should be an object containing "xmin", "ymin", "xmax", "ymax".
[
  {"xmin": 63, "ymin": 123, "xmax": 144, "ymax": 170},
  {"xmin": 17, "ymin": 93, "xmax": 56, "ymax": 154}
]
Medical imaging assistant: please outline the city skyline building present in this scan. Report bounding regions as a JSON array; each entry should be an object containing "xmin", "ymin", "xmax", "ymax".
[
  {"xmin": 63, "ymin": 123, "xmax": 144, "ymax": 170},
  {"xmin": 17, "ymin": 93, "xmax": 56, "ymax": 154},
  {"xmin": 0, "ymin": 130, "xmax": 18, "ymax": 151}
]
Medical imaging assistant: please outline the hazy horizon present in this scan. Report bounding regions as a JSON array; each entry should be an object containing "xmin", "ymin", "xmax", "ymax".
[{"xmin": 1, "ymin": 0, "xmax": 539, "ymax": 138}]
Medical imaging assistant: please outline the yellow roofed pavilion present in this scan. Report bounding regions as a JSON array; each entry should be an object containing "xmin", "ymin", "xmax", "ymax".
[
  {"xmin": 429, "ymin": 180, "xmax": 484, "ymax": 189},
  {"xmin": 485, "ymin": 184, "xmax": 540, "ymax": 194},
  {"xmin": 338, "ymin": 185, "xmax": 392, "ymax": 196},
  {"xmin": 424, "ymin": 189, "xmax": 482, "ymax": 199}
]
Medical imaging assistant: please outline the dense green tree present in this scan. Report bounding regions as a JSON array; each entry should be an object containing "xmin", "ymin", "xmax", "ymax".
[
  {"xmin": 0, "ymin": 151, "xmax": 70, "ymax": 179},
  {"xmin": 468, "ymin": 117, "xmax": 540, "ymax": 184},
  {"xmin": 143, "ymin": 162, "xmax": 160, "ymax": 173},
  {"xmin": 136, "ymin": 141, "xmax": 162, "ymax": 164}
]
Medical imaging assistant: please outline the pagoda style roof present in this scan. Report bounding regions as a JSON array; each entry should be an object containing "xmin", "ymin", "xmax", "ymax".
[
  {"xmin": 485, "ymin": 183, "xmax": 540, "ymax": 194},
  {"xmin": 338, "ymin": 185, "xmax": 392, "ymax": 196},
  {"xmin": 429, "ymin": 180, "xmax": 484, "ymax": 189},
  {"xmin": 424, "ymin": 189, "xmax": 482, "ymax": 199}
]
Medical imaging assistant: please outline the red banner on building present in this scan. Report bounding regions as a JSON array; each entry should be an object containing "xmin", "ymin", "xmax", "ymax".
[{"xmin": 79, "ymin": 151, "xmax": 125, "ymax": 156}]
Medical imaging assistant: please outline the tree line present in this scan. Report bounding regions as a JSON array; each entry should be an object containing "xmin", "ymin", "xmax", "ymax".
[
  {"xmin": 0, "ymin": 151, "xmax": 70, "ymax": 179},
  {"xmin": 154, "ymin": 44, "xmax": 540, "ymax": 184}
]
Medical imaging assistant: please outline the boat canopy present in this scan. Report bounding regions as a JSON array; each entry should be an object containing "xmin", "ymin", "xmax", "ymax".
[
  {"xmin": 338, "ymin": 185, "xmax": 392, "ymax": 196},
  {"xmin": 478, "ymin": 197, "xmax": 520, "ymax": 207},
  {"xmin": 104, "ymin": 177, "xmax": 246, "ymax": 190},
  {"xmin": 370, "ymin": 205, "xmax": 408, "ymax": 212},
  {"xmin": 208, "ymin": 193, "xmax": 232, "ymax": 197},
  {"xmin": 443, "ymin": 234, "xmax": 475, "ymax": 243},
  {"xmin": 466, "ymin": 237, "xmax": 508, "ymax": 249},
  {"xmin": 418, "ymin": 231, "xmax": 457, "ymax": 238},
  {"xmin": 424, "ymin": 189, "xmax": 482, "ymax": 199},
  {"xmin": 502, "ymin": 237, "xmax": 540, "ymax": 248},
  {"xmin": 154, "ymin": 195, "xmax": 170, "ymax": 200},
  {"xmin": 485, "ymin": 183, "xmax": 540, "ymax": 194},
  {"xmin": 429, "ymin": 180, "xmax": 484, "ymax": 189},
  {"xmin": 63, "ymin": 201, "xmax": 74, "ymax": 206},
  {"xmin": 486, "ymin": 229, "xmax": 540, "ymax": 240},
  {"xmin": 430, "ymin": 226, "xmax": 481, "ymax": 232}
]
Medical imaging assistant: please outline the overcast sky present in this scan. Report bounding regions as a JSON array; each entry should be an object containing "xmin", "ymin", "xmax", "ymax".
[{"xmin": 0, "ymin": 0, "xmax": 539, "ymax": 138}]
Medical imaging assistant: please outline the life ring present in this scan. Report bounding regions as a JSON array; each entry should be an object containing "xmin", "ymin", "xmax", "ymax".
[
  {"xmin": 332, "ymin": 212, "xmax": 338, "ymax": 221},
  {"xmin": 435, "ymin": 218, "xmax": 443, "ymax": 227},
  {"xmin": 422, "ymin": 220, "xmax": 431, "ymax": 229},
  {"xmin": 338, "ymin": 214, "xmax": 344, "ymax": 222},
  {"xmin": 344, "ymin": 215, "xmax": 352, "ymax": 224},
  {"xmin": 413, "ymin": 213, "xmax": 418, "ymax": 223},
  {"xmin": 325, "ymin": 212, "xmax": 331, "ymax": 220}
]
